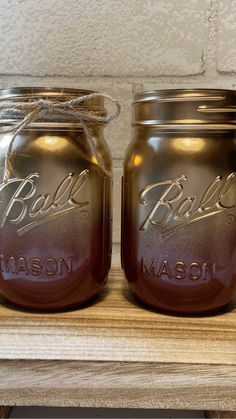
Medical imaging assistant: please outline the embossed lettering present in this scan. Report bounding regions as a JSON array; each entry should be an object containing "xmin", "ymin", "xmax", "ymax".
[
  {"xmin": 58, "ymin": 257, "xmax": 73, "ymax": 275},
  {"xmin": 53, "ymin": 172, "xmax": 74, "ymax": 208},
  {"xmin": 140, "ymin": 176, "xmax": 186, "ymax": 230},
  {"xmin": 0, "ymin": 255, "xmax": 16, "ymax": 273},
  {"xmin": 0, "ymin": 173, "xmax": 38, "ymax": 228},
  {"xmin": 174, "ymin": 197, "xmax": 198, "ymax": 219},
  {"xmin": 29, "ymin": 258, "xmax": 43, "ymax": 276},
  {"xmin": 139, "ymin": 173, "xmax": 236, "ymax": 235},
  {"xmin": 141, "ymin": 257, "xmax": 217, "ymax": 282},
  {"xmin": 141, "ymin": 257, "xmax": 157, "ymax": 275},
  {"xmin": 189, "ymin": 262, "xmax": 202, "ymax": 280},
  {"xmin": 69, "ymin": 173, "xmax": 89, "ymax": 206},
  {"xmin": 29, "ymin": 194, "xmax": 51, "ymax": 217},
  {"xmin": 0, "ymin": 170, "xmax": 90, "ymax": 236},
  {"xmin": 16, "ymin": 257, "xmax": 29, "ymax": 275},
  {"xmin": 174, "ymin": 262, "xmax": 186, "ymax": 280},
  {"xmin": 202, "ymin": 262, "xmax": 216, "ymax": 280},
  {"xmin": 218, "ymin": 173, "xmax": 236, "ymax": 209},
  {"xmin": 157, "ymin": 260, "xmax": 172, "ymax": 279},
  {"xmin": 0, "ymin": 255, "xmax": 73, "ymax": 277},
  {"xmin": 45, "ymin": 258, "xmax": 58, "ymax": 276},
  {"xmin": 199, "ymin": 176, "xmax": 222, "ymax": 211}
]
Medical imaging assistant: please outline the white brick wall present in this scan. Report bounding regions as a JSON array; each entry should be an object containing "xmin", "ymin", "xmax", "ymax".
[
  {"xmin": 0, "ymin": 0, "xmax": 236, "ymax": 265},
  {"xmin": 217, "ymin": 0, "xmax": 236, "ymax": 72},
  {"xmin": 0, "ymin": 0, "xmax": 207, "ymax": 76}
]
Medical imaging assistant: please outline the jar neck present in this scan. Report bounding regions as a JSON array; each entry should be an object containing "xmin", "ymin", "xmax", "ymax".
[
  {"xmin": 0, "ymin": 121, "xmax": 105, "ymax": 131},
  {"xmin": 133, "ymin": 125, "xmax": 236, "ymax": 135}
]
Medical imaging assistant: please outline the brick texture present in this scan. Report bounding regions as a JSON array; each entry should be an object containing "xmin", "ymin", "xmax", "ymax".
[
  {"xmin": 217, "ymin": 0, "xmax": 236, "ymax": 72},
  {"xmin": 0, "ymin": 0, "xmax": 206, "ymax": 77}
]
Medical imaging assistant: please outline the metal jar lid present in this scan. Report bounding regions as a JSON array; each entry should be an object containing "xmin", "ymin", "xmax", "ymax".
[{"xmin": 133, "ymin": 89, "xmax": 236, "ymax": 130}]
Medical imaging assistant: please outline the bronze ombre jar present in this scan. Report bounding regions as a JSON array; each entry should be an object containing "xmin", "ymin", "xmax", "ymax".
[
  {"xmin": 122, "ymin": 89, "xmax": 236, "ymax": 314},
  {"xmin": 0, "ymin": 87, "xmax": 119, "ymax": 310}
]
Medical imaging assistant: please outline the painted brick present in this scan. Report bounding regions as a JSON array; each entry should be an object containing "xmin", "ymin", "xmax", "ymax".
[
  {"xmin": 0, "ymin": 0, "xmax": 206, "ymax": 77},
  {"xmin": 217, "ymin": 0, "xmax": 236, "ymax": 72},
  {"xmin": 112, "ymin": 242, "xmax": 120, "ymax": 266},
  {"xmin": 133, "ymin": 80, "xmax": 236, "ymax": 95}
]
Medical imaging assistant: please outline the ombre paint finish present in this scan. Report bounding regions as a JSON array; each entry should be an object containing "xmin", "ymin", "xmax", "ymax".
[
  {"xmin": 122, "ymin": 89, "xmax": 236, "ymax": 314},
  {"xmin": 0, "ymin": 88, "xmax": 112, "ymax": 310}
]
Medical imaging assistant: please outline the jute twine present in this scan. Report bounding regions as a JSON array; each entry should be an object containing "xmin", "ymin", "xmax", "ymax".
[{"xmin": 0, "ymin": 92, "xmax": 121, "ymax": 182}]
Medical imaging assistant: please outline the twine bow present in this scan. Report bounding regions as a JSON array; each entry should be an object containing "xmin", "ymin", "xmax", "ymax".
[{"xmin": 0, "ymin": 92, "xmax": 121, "ymax": 182}]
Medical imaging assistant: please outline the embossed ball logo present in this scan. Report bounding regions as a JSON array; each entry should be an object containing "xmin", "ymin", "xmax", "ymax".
[
  {"xmin": 0, "ymin": 170, "xmax": 90, "ymax": 236},
  {"xmin": 139, "ymin": 173, "xmax": 236, "ymax": 236}
]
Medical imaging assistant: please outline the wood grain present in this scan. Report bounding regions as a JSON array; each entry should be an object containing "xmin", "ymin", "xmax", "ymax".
[
  {"xmin": 0, "ymin": 360, "xmax": 235, "ymax": 411},
  {"xmin": 0, "ymin": 268, "xmax": 235, "ymax": 410},
  {"xmin": 205, "ymin": 411, "xmax": 236, "ymax": 418},
  {"xmin": 0, "ymin": 268, "xmax": 235, "ymax": 365},
  {"xmin": 0, "ymin": 407, "xmax": 12, "ymax": 419}
]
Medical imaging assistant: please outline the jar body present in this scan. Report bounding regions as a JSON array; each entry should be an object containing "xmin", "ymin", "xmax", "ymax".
[
  {"xmin": 0, "ymin": 125, "xmax": 112, "ymax": 310},
  {"xmin": 122, "ymin": 128, "xmax": 236, "ymax": 314}
]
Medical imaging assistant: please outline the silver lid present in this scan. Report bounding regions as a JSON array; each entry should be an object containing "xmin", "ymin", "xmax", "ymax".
[{"xmin": 133, "ymin": 89, "xmax": 236, "ymax": 129}]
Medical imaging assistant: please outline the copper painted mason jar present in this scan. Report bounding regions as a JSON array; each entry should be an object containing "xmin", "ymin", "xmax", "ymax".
[
  {"xmin": 0, "ymin": 87, "xmax": 113, "ymax": 310},
  {"xmin": 122, "ymin": 89, "xmax": 236, "ymax": 314}
]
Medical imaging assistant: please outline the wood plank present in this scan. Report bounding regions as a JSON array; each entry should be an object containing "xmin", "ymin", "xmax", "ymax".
[
  {"xmin": 0, "ymin": 407, "xmax": 12, "ymax": 419},
  {"xmin": 0, "ymin": 360, "xmax": 235, "ymax": 411},
  {"xmin": 205, "ymin": 411, "xmax": 236, "ymax": 418},
  {"xmin": 0, "ymin": 268, "xmax": 235, "ymax": 365}
]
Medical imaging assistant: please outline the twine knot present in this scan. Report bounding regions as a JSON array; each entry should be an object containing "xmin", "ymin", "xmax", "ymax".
[
  {"xmin": 0, "ymin": 92, "xmax": 121, "ymax": 182},
  {"xmin": 37, "ymin": 99, "xmax": 55, "ymax": 113}
]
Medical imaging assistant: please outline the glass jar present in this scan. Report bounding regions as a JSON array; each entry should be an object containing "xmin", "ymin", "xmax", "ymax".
[
  {"xmin": 0, "ymin": 87, "xmax": 113, "ymax": 310},
  {"xmin": 122, "ymin": 89, "xmax": 236, "ymax": 314}
]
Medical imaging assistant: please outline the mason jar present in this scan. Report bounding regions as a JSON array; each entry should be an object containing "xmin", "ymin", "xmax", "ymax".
[
  {"xmin": 0, "ymin": 87, "xmax": 113, "ymax": 310},
  {"xmin": 122, "ymin": 89, "xmax": 236, "ymax": 314}
]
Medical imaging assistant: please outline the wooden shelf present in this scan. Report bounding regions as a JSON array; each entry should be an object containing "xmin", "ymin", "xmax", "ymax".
[{"xmin": 0, "ymin": 268, "xmax": 235, "ymax": 412}]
